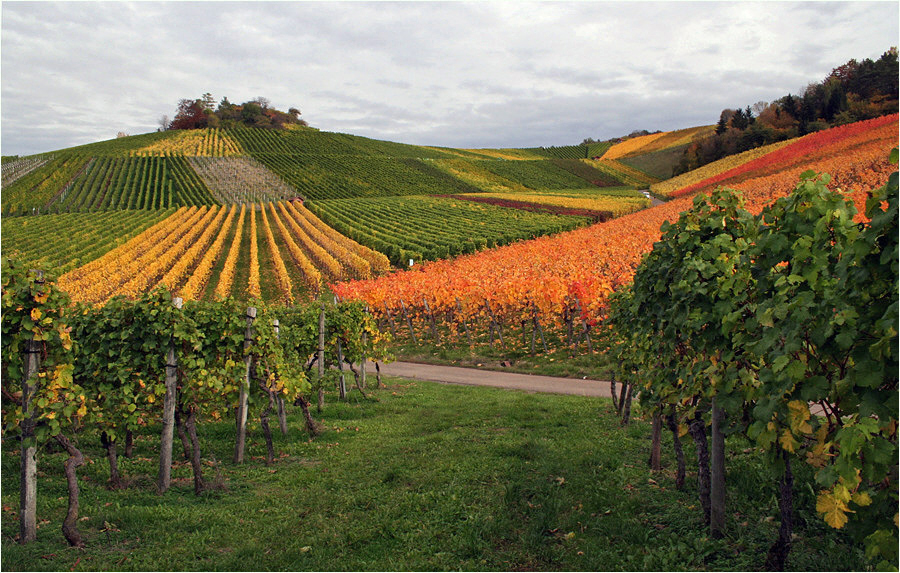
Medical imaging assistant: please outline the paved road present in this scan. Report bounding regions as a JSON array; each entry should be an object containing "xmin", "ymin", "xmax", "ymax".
[{"xmin": 370, "ymin": 360, "xmax": 613, "ymax": 397}]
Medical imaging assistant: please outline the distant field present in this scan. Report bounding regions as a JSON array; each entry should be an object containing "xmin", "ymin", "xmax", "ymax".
[
  {"xmin": 1, "ymin": 209, "xmax": 175, "ymax": 275},
  {"xmin": 306, "ymin": 195, "xmax": 591, "ymax": 265}
]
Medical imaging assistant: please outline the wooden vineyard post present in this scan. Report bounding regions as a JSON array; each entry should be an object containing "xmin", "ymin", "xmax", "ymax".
[
  {"xmin": 234, "ymin": 306, "xmax": 256, "ymax": 464},
  {"xmin": 336, "ymin": 338, "xmax": 347, "ymax": 400},
  {"xmin": 360, "ymin": 307, "xmax": 368, "ymax": 389},
  {"xmin": 456, "ymin": 298, "xmax": 472, "ymax": 346},
  {"xmin": 422, "ymin": 296, "xmax": 439, "ymax": 343},
  {"xmin": 618, "ymin": 380, "xmax": 629, "ymax": 416},
  {"xmin": 399, "ymin": 299, "xmax": 417, "ymax": 343},
  {"xmin": 317, "ymin": 303, "xmax": 325, "ymax": 412},
  {"xmin": 710, "ymin": 397, "xmax": 726, "ymax": 538},
  {"xmin": 19, "ymin": 271, "xmax": 43, "ymax": 543},
  {"xmin": 621, "ymin": 384, "xmax": 634, "ymax": 425},
  {"xmin": 273, "ymin": 319, "xmax": 288, "ymax": 436},
  {"xmin": 158, "ymin": 297, "xmax": 183, "ymax": 493},
  {"xmin": 383, "ymin": 302, "xmax": 398, "ymax": 338},
  {"xmin": 610, "ymin": 373, "xmax": 619, "ymax": 412}
]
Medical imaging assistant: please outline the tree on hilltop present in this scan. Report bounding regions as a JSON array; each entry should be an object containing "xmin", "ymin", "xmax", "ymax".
[
  {"xmin": 675, "ymin": 47, "xmax": 898, "ymax": 176},
  {"xmin": 166, "ymin": 94, "xmax": 308, "ymax": 131}
]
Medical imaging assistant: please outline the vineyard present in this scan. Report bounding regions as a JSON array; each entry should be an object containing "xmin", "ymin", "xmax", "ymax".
[
  {"xmin": 449, "ymin": 191, "xmax": 651, "ymax": 220},
  {"xmin": 306, "ymin": 195, "xmax": 590, "ymax": 265},
  {"xmin": 591, "ymin": 158, "xmax": 661, "ymax": 187},
  {"xmin": 2, "ymin": 260, "xmax": 388, "ymax": 549},
  {"xmin": 649, "ymin": 139, "xmax": 795, "ymax": 197},
  {"xmin": 1, "ymin": 102, "xmax": 897, "ymax": 570},
  {"xmin": 2, "ymin": 120, "xmax": 654, "ymax": 292},
  {"xmin": 603, "ymin": 125, "xmax": 715, "ymax": 160},
  {"xmin": 129, "ymin": 127, "xmax": 244, "ymax": 157},
  {"xmin": 1, "ymin": 209, "xmax": 175, "ymax": 274},
  {"xmin": 1, "ymin": 155, "xmax": 52, "ymax": 186},
  {"xmin": 54, "ymin": 201, "xmax": 389, "ymax": 304},
  {"xmin": 331, "ymin": 115, "xmax": 899, "ymax": 351},
  {"xmin": 188, "ymin": 156, "xmax": 298, "ymax": 204}
]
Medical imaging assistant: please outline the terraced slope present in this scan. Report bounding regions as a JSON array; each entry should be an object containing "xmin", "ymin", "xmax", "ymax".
[{"xmin": 2, "ymin": 121, "xmax": 658, "ymax": 302}]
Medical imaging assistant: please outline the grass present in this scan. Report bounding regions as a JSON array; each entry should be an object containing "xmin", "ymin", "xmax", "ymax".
[{"xmin": 1, "ymin": 379, "xmax": 866, "ymax": 571}]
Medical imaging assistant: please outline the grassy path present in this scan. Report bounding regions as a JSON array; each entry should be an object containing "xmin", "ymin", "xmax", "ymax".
[
  {"xmin": 1, "ymin": 379, "xmax": 864, "ymax": 571},
  {"xmin": 373, "ymin": 360, "xmax": 611, "ymax": 396}
]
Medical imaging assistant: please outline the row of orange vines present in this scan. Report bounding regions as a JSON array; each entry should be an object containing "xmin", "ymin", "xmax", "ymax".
[{"xmin": 332, "ymin": 116, "xmax": 898, "ymax": 328}]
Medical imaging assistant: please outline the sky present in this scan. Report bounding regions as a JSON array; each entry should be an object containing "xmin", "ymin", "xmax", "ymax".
[{"xmin": 1, "ymin": 1, "xmax": 897, "ymax": 156}]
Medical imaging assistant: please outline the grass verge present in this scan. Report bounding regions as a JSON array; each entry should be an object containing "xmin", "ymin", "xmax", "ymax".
[{"xmin": 1, "ymin": 379, "xmax": 865, "ymax": 571}]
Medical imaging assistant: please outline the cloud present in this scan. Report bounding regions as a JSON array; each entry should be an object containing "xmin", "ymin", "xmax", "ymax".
[{"xmin": 2, "ymin": 1, "xmax": 897, "ymax": 156}]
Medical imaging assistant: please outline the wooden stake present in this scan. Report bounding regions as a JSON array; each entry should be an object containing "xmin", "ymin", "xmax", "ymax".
[
  {"xmin": 317, "ymin": 303, "xmax": 325, "ymax": 412},
  {"xmin": 158, "ymin": 297, "xmax": 182, "ymax": 493},
  {"xmin": 336, "ymin": 338, "xmax": 347, "ymax": 400},
  {"xmin": 273, "ymin": 319, "xmax": 288, "ymax": 436},
  {"xmin": 234, "ymin": 306, "xmax": 256, "ymax": 464},
  {"xmin": 383, "ymin": 302, "xmax": 398, "ymax": 337},
  {"xmin": 19, "ymin": 296, "xmax": 41, "ymax": 543}
]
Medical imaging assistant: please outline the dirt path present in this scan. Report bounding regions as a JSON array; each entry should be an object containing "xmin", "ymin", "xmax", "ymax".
[{"xmin": 371, "ymin": 360, "xmax": 613, "ymax": 397}]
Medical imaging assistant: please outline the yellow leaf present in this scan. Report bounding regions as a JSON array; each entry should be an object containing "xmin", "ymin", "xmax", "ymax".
[
  {"xmin": 77, "ymin": 404, "xmax": 87, "ymax": 418},
  {"xmin": 779, "ymin": 429, "xmax": 798, "ymax": 453},
  {"xmin": 851, "ymin": 491, "xmax": 872, "ymax": 507},
  {"xmin": 30, "ymin": 308, "xmax": 42, "ymax": 321},
  {"xmin": 816, "ymin": 491, "xmax": 851, "ymax": 529},
  {"xmin": 834, "ymin": 483, "xmax": 852, "ymax": 503},
  {"xmin": 787, "ymin": 400, "xmax": 812, "ymax": 434}
]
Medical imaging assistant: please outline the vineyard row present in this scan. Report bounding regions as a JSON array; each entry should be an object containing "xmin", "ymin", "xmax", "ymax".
[{"xmin": 56, "ymin": 201, "xmax": 389, "ymax": 305}]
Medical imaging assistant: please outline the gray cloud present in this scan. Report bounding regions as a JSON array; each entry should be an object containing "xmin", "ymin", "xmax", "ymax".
[{"xmin": 2, "ymin": 1, "xmax": 897, "ymax": 156}]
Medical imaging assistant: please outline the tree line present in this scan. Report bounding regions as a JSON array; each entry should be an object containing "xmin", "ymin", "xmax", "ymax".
[
  {"xmin": 674, "ymin": 48, "xmax": 898, "ymax": 175},
  {"xmin": 161, "ymin": 93, "xmax": 308, "ymax": 132}
]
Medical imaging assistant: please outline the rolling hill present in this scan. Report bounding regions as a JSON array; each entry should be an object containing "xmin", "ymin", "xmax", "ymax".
[{"xmin": 2, "ymin": 114, "xmax": 897, "ymax": 306}]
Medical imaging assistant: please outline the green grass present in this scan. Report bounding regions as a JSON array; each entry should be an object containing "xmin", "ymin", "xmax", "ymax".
[
  {"xmin": 617, "ymin": 144, "xmax": 691, "ymax": 181},
  {"xmin": 1, "ymin": 380, "xmax": 866, "ymax": 571}
]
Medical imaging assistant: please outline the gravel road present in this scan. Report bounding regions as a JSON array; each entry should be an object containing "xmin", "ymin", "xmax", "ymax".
[{"xmin": 371, "ymin": 360, "xmax": 613, "ymax": 397}]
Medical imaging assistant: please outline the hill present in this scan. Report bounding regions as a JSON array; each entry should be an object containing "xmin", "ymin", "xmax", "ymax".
[
  {"xmin": 1, "ymin": 124, "xmax": 651, "ymax": 302},
  {"xmin": 2, "ymin": 101, "xmax": 896, "ymax": 306}
]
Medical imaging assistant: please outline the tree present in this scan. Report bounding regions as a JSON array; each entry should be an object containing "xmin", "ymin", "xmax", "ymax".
[
  {"xmin": 730, "ymin": 108, "xmax": 749, "ymax": 130},
  {"xmin": 715, "ymin": 110, "xmax": 732, "ymax": 135},
  {"xmin": 169, "ymin": 99, "xmax": 208, "ymax": 130},
  {"xmin": 200, "ymin": 92, "xmax": 215, "ymax": 112}
]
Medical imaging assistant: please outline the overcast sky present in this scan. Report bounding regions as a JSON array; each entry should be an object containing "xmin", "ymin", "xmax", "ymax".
[{"xmin": 1, "ymin": 1, "xmax": 897, "ymax": 156}]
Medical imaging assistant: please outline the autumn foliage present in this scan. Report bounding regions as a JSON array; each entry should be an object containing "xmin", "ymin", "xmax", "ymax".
[{"xmin": 332, "ymin": 115, "xmax": 899, "ymax": 329}]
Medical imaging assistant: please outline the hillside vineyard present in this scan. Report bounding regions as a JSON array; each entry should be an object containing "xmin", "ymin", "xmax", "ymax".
[{"xmin": 2, "ymin": 115, "xmax": 897, "ymax": 312}]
